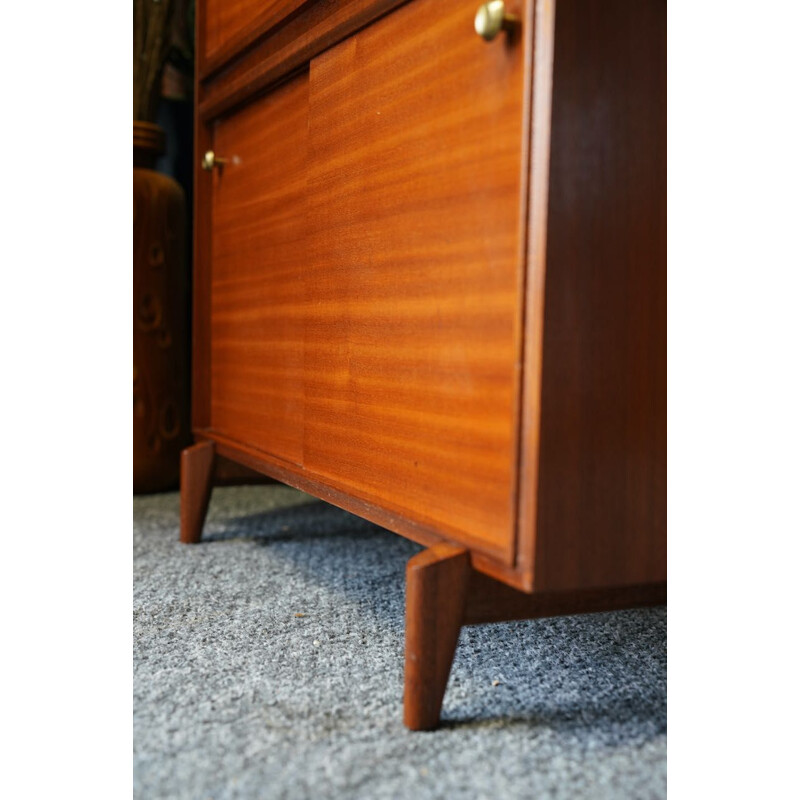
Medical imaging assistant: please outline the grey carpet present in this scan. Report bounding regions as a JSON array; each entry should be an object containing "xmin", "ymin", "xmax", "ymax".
[{"xmin": 134, "ymin": 485, "xmax": 666, "ymax": 800}]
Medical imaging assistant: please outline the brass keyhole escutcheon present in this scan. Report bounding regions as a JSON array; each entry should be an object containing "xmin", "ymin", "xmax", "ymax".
[{"xmin": 201, "ymin": 150, "xmax": 229, "ymax": 171}]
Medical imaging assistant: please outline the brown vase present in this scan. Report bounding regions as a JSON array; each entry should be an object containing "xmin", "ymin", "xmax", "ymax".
[{"xmin": 133, "ymin": 121, "xmax": 190, "ymax": 493}]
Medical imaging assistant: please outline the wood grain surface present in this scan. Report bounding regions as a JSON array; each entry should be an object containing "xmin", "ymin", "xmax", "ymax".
[
  {"xmin": 404, "ymin": 543, "xmax": 470, "ymax": 730},
  {"xmin": 303, "ymin": 0, "xmax": 529, "ymax": 563},
  {"xmin": 180, "ymin": 440, "xmax": 216, "ymax": 543},
  {"xmin": 192, "ymin": 17, "xmax": 213, "ymax": 431},
  {"xmin": 464, "ymin": 574, "xmax": 667, "ymax": 626},
  {"xmin": 202, "ymin": 0, "xmax": 304, "ymax": 68},
  {"xmin": 201, "ymin": 430, "xmax": 535, "ymax": 591},
  {"xmin": 208, "ymin": 72, "xmax": 309, "ymax": 466},
  {"xmin": 191, "ymin": 0, "xmax": 667, "ymax": 595},
  {"xmin": 199, "ymin": 0, "xmax": 412, "ymax": 121},
  {"xmin": 520, "ymin": 0, "xmax": 667, "ymax": 592},
  {"xmin": 403, "ymin": 543, "xmax": 665, "ymax": 729}
]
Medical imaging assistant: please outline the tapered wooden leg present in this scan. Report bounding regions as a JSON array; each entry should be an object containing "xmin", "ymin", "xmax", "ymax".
[
  {"xmin": 404, "ymin": 543, "xmax": 471, "ymax": 730},
  {"xmin": 180, "ymin": 441, "xmax": 215, "ymax": 544}
]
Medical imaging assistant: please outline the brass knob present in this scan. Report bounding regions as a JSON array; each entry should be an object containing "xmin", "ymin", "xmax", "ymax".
[
  {"xmin": 201, "ymin": 150, "xmax": 228, "ymax": 171},
  {"xmin": 474, "ymin": 1, "xmax": 518, "ymax": 42}
]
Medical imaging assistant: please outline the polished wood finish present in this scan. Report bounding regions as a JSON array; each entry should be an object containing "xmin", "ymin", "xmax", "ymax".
[
  {"xmin": 519, "ymin": 0, "xmax": 667, "ymax": 592},
  {"xmin": 203, "ymin": 431, "xmax": 533, "ymax": 590},
  {"xmin": 513, "ymin": 0, "xmax": 554, "ymax": 587},
  {"xmin": 180, "ymin": 441, "xmax": 216, "ymax": 543},
  {"xmin": 199, "ymin": 0, "xmax": 410, "ymax": 121},
  {"xmin": 190, "ymin": 0, "xmax": 666, "ymax": 589},
  {"xmin": 195, "ymin": 0, "xmax": 533, "ymax": 566},
  {"xmin": 189, "ymin": 0, "xmax": 667, "ymax": 728},
  {"xmin": 213, "ymin": 455, "xmax": 276, "ymax": 486},
  {"xmin": 405, "ymin": 544, "xmax": 665, "ymax": 728},
  {"xmin": 208, "ymin": 72, "xmax": 308, "ymax": 465},
  {"xmin": 464, "ymin": 575, "xmax": 667, "ymax": 626},
  {"xmin": 404, "ymin": 543, "xmax": 471, "ymax": 731},
  {"xmin": 192, "ymin": 37, "xmax": 213, "ymax": 431},
  {"xmin": 202, "ymin": 0, "xmax": 309, "ymax": 74},
  {"xmin": 179, "ymin": 444, "xmax": 270, "ymax": 541},
  {"xmin": 304, "ymin": 0, "xmax": 529, "ymax": 562}
]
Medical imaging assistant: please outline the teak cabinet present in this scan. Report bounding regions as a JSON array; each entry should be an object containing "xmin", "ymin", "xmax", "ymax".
[{"xmin": 182, "ymin": 0, "xmax": 667, "ymax": 729}]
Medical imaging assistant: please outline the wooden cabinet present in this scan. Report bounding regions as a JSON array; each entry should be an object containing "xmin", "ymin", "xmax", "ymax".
[{"xmin": 184, "ymin": 0, "xmax": 667, "ymax": 729}]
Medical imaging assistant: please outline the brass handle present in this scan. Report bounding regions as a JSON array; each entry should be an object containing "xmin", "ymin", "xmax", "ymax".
[
  {"xmin": 474, "ymin": 1, "xmax": 519, "ymax": 42},
  {"xmin": 201, "ymin": 150, "xmax": 228, "ymax": 171}
]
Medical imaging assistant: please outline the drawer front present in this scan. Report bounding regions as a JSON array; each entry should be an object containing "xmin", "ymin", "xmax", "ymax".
[
  {"xmin": 303, "ymin": 0, "xmax": 529, "ymax": 562},
  {"xmin": 202, "ymin": 0, "xmax": 303, "ymax": 67},
  {"xmin": 208, "ymin": 72, "xmax": 309, "ymax": 467}
]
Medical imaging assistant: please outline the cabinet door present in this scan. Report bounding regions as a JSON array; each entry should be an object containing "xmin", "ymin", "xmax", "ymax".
[
  {"xmin": 304, "ymin": 0, "xmax": 530, "ymax": 563},
  {"xmin": 208, "ymin": 72, "xmax": 308, "ymax": 467}
]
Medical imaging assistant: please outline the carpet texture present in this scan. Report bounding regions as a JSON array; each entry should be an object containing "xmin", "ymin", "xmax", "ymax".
[{"xmin": 134, "ymin": 485, "xmax": 666, "ymax": 799}]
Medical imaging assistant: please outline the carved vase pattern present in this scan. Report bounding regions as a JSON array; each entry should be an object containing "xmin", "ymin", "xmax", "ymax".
[{"xmin": 133, "ymin": 121, "xmax": 190, "ymax": 493}]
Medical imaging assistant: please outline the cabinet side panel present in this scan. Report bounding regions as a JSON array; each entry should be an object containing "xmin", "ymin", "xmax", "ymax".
[{"xmin": 533, "ymin": 0, "xmax": 666, "ymax": 591}]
